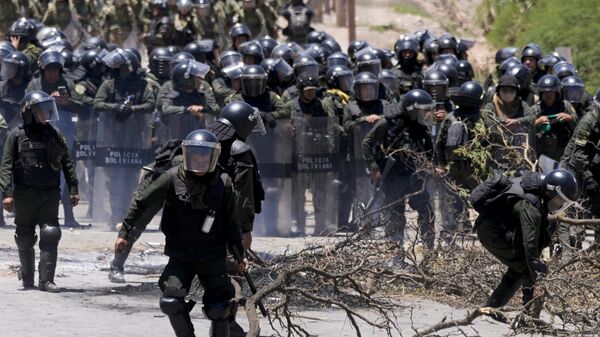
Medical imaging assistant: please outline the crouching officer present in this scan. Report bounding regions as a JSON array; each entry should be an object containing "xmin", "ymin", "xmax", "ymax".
[
  {"xmin": 114, "ymin": 129, "xmax": 248, "ymax": 337},
  {"xmin": 475, "ymin": 169, "xmax": 578, "ymax": 314},
  {"xmin": 0, "ymin": 91, "xmax": 79, "ymax": 292}
]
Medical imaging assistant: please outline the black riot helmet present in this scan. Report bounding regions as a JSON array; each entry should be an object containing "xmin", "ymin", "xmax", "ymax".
[
  {"xmin": 436, "ymin": 53, "xmax": 458, "ymax": 69},
  {"xmin": 456, "ymin": 60, "xmax": 474, "ymax": 85},
  {"xmin": 437, "ymin": 35, "xmax": 458, "ymax": 55},
  {"xmin": 0, "ymin": 41, "xmax": 16, "ymax": 62},
  {"xmin": 301, "ymin": 45, "xmax": 330, "ymax": 72},
  {"xmin": 20, "ymin": 91, "xmax": 59, "ymax": 125},
  {"xmin": 537, "ymin": 74, "xmax": 561, "ymax": 93},
  {"xmin": 506, "ymin": 64, "xmax": 531, "ymax": 91},
  {"xmin": 271, "ymin": 44, "xmax": 294, "ymax": 66},
  {"xmin": 434, "ymin": 63, "xmax": 459, "ymax": 89},
  {"xmin": 457, "ymin": 39, "xmax": 470, "ymax": 60},
  {"xmin": 450, "ymin": 81, "xmax": 484, "ymax": 109},
  {"xmin": 286, "ymin": 42, "xmax": 304, "ymax": 59},
  {"xmin": 241, "ymin": 65, "xmax": 267, "ymax": 97},
  {"xmin": 498, "ymin": 56, "xmax": 521, "ymax": 75},
  {"xmin": 170, "ymin": 51, "xmax": 195, "ymax": 68},
  {"xmin": 149, "ymin": 47, "xmax": 174, "ymax": 79},
  {"xmin": 414, "ymin": 29, "xmax": 434, "ymax": 50},
  {"xmin": 219, "ymin": 51, "xmax": 243, "ymax": 68},
  {"xmin": 1, "ymin": 51, "xmax": 30, "ymax": 81},
  {"xmin": 103, "ymin": 48, "xmax": 140, "ymax": 73},
  {"xmin": 260, "ymin": 57, "xmax": 294, "ymax": 89},
  {"xmin": 494, "ymin": 47, "xmax": 518, "ymax": 65},
  {"xmin": 321, "ymin": 39, "xmax": 342, "ymax": 53},
  {"xmin": 184, "ymin": 40, "xmax": 215, "ymax": 63},
  {"xmin": 307, "ymin": 31, "xmax": 333, "ymax": 45},
  {"xmin": 240, "ymin": 40, "xmax": 265, "ymax": 65},
  {"xmin": 539, "ymin": 54, "xmax": 563, "ymax": 74},
  {"xmin": 353, "ymin": 71, "xmax": 379, "ymax": 102},
  {"xmin": 423, "ymin": 70, "xmax": 449, "ymax": 102},
  {"xmin": 296, "ymin": 72, "xmax": 320, "ymax": 92},
  {"xmin": 401, "ymin": 89, "xmax": 435, "ymax": 125},
  {"xmin": 423, "ymin": 39, "xmax": 439, "ymax": 65},
  {"xmin": 347, "ymin": 40, "xmax": 369, "ymax": 62},
  {"xmin": 76, "ymin": 49, "xmax": 105, "ymax": 78},
  {"xmin": 124, "ymin": 48, "xmax": 142, "ymax": 66},
  {"xmin": 229, "ymin": 23, "xmax": 251, "ymax": 40},
  {"xmin": 38, "ymin": 50, "xmax": 64, "ymax": 71},
  {"xmin": 542, "ymin": 169, "xmax": 579, "ymax": 214},
  {"xmin": 221, "ymin": 64, "xmax": 243, "ymax": 88},
  {"xmin": 259, "ymin": 36, "xmax": 278, "ymax": 57},
  {"xmin": 177, "ymin": 0, "xmax": 194, "ymax": 15},
  {"xmin": 82, "ymin": 36, "xmax": 108, "ymax": 51},
  {"xmin": 326, "ymin": 52, "xmax": 351, "ymax": 69},
  {"xmin": 150, "ymin": 0, "xmax": 170, "ymax": 16},
  {"xmin": 394, "ymin": 38, "xmax": 419, "ymax": 59},
  {"xmin": 326, "ymin": 65, "xmax": 353, "ymax": 93},
  {"xmin": 293, "ymin": 55, "xmax": 319, "ymax": 78},
  {"xmin": 379, "ymin": 69, "xmax": 399, "ymax": 97},
  {"xmin": 356, "ymin": 51, "xmax": 382, "ymax": 76},
  {"xmin": 7, "ymin": 18, "xmax": 34, "ymax": 39},
  {"xmin": 37, "ymin": 27, "xmax": 68, "ymax": 49},
  {"xmin": 520, "ymin": 43, "xmax": 542, "ymax": 62},
  {"xmin": 219, "ymin": 100, "xmax": 265, "ymax": 139},
  {"xmin": 561, "ymin": 76, "xmax": 585, "ymax": 105},
  {"xmin": 182, "ymin": 129, "xmax": 221, "ymax": 174},
  {"xmin": 552, "ymin": 61, "xmax": 576, "ymax": 80},
  {"xmin": 171, "ymin": 60, "xmax": 210, "ymax": 90}
]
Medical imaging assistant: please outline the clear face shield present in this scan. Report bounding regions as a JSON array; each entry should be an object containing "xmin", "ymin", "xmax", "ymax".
[
  {"xmin": 296, "ymin": 63, "xmax": 319, "ymax": 78},
  {"xmin": 273, "ymin": 59, "xmax": 294, "ymax": 83},
  {"xmin": 354, "ymin": 81, "xmax": 378, "ymax": 101},
  {"xmin": 327, "ymin": 56, "xmax": 349, "ymax": 69},
  {"xmin": 380, "ymin": 76, "xmax": 399, "ymax": 97},
  {"xmin": 562, "ymin": 86, "xmax": 584, "ymax": 104},
  {"xmin": 248, "ymin": 107, "xmax": 267, "ymax": 135},
  {"xmin": 1, "ymin": 60, "xmax": 20, "ymax": 80},
  {"xmin": 357, "ymin": 60, "xmax": 381, "ymax": 77},
  {"xmin": 546, "ymin": 187, "xmax": 576, "ymax": 215},
  {"xmin": 220, "ymin": 53, "xmax": 243, "ymax": 68},
  {"xmin": 406, "ymin": 102, "xmax": 435, "ymax": 126},
  {"xmin": 241, "ymin": 74, "xmax": 267, "ymax": 97},
  {"xmin": 31, "ymin": 97, "xmax": 60, "ymax": 124},
  {"xmin": 182, "ymin": 140, "xmax": 221, "ymax": 173},
  {"xmin": 337, "ymin": 72, "xmax": 354, "ymax": 93},
  {"xmin": 424, "ymin": 83, "xmax": 448, "ymax": 102}
]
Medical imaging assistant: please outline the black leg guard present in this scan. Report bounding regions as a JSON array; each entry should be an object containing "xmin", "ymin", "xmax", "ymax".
[
  {"xmin": 159, "ymin": 295, "xmax": 196, "ymax": 337},
  {"xmin": 228, "ymin": 301, "xmax": 246, "ymax": 337},
  {"xmin": 39, "ymin": 224, "xmax": 61, "ymax": 292},
  {"xmin": 14, "ymin": 234, "xmax": 37, "ymax": 288},
  {"xmin": 205, "ymin": 303, "xmax": 230, "ymax": 337},
  {"xmin": 485, "ymin": 271, "xmax": 522, "ymax": 308}
]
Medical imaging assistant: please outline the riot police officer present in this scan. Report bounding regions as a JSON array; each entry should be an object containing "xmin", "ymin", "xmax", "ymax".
[
  {"xmin": 159, "ymin": 60, "xmax": 216, "ymax": 139},
  {"xmin": 113, "ymin": 129, "xmax": 247, "ymax": 337},
  {"xmin": 229, "ymin": 23, "xmax": 251, "ymax": 52},
  {"xmin": 0, "ymin": 51, "xmax": 31, "ymax": 128},
  {"xmin": 476, "ymin": 169, "xmax": 578, "ymax": 316},
  {"xmin": 0, "ymin": 91, "xmax": 79, "ymax": 292},
  {"xmin": 6, "ymin": 18, "xmax": 42, "ymax": 72},
  {"xmin": 280, "ymin": 0, "xmax": 314, "ymax": 44},
  {"xmin": 362, "ymin": 89, "xmax": 436, "ymax": 247},
  {"xmin": 393, "ymin": 37, "xmax": 423, "ymax": 94},
  {"xmin": 532, "ymin": 74, "xmax": 577, "ymax": 161}
]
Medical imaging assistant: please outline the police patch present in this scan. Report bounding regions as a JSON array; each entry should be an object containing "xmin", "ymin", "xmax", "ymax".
[{"xmin": 75, "ymin": 84, "xmax": 86, "ymax": 95}]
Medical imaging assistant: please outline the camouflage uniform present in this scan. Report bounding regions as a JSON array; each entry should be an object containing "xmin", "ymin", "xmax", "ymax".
[{"xmin": 101, "ymin": 1, "xmax": 136, "ymax": 46}]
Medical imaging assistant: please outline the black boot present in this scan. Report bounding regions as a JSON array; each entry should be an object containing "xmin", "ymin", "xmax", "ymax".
[
  {"xmin": 39, "ymin": 224, "xmax": 61, "ymax": 293},
  {"xmin": 109, "ymin": 228, "xmax": 142, "ymax": 283},
  {"xmin": 228, "ymin": 301, "xmax": 246, "ymax": 337},
  {"xmin": 15, "ymin": 234, "xmax": 37, "ymax": 289},
  {"xmin": 484, "ymin": 271, "xmax": 522, "ymax": 308}
]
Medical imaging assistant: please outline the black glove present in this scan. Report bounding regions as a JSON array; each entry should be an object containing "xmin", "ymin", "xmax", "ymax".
[
  {"xmin": 116, "ymin": 104, "xmax": 134, "ymax": 122},
  {"xmin": 260, "ymin": 111, "xmax": 277, "ymax": 129},
  {"xmin": 530, "ymin": 259, "xmax": 549, "ymax": 276}
]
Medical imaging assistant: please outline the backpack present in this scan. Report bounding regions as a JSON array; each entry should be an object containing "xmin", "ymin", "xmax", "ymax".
[
  {"xmin": 144, "ymin": 139, "xmax": 183, "ymax": 176},
  {"xmin": 470, "ymin": 173, "xmax": 512, "ymax": 215}
]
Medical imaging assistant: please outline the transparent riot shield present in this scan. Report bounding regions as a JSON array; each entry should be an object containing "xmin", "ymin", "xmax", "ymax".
[
  {"xmin": 352, "ymin": 121, "xmax": 375, "ymax": 219},
  {"xmin": 73, "ymin": 107, "xmax": 97, "ymax": 219},
  {"xmin": 248, "ymin": 121, "xmax": 293, "ymax": 236},
  {"xmin": 93, "ymin": 109, "xmax": 152, "ymax": 226},
  {"xmin": 292, "ymin": 116, "xmax": 339, "ymax": 236},
  {"xmin": 162, "ymin": 112, "xmax": 207, "ymax": 140}
]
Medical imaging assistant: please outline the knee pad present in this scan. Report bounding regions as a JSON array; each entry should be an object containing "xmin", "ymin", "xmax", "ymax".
[
  {"xmin": 159, "ymin": 296, "xmax": 187, "ymax": 316},
  {"xmin": 14, "ymin": 234, "xmax": 37, "ymax": 250},
  {"xmin": 40, "ymin": 224, "xmax": 62, "ymax": 246},
  {"xmin": 203, "ymin": 302, "xmax": 230, "ymax": 321}
]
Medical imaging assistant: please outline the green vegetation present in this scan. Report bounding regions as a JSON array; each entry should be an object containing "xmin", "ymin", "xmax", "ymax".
[
  {"xmin": 480, "ymin": 0, "xmax": 600, "ymax": 90},
  {"xmin": 393, "ymin": 3, "xmax": 432, "ymax": 19}
]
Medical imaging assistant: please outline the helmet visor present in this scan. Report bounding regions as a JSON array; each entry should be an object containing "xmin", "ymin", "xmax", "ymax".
[
  {"xmin": 380, "ymin": 76, "xmax": 399, "ymax": 96},
  {"xmin": 182, "ymin": 140, "xmax": 221, "ymax": 173},
  {"xmin": 31, "ymin": 98, "xmax": 59, "ymax": 124},
  {"xmin": 1, "ymin": 61, "xmax": 19, "ymax": 80},
  {"xmin": 357, "ymin": 61, "xmax": 381, "ymax": 77},
  {"xmin": 186, "ymin": 60, "xmax": 211, "ymax": 78},
  {"xmin": 327, "ymin": 57, "xmax": 349, "ymax": 69},
  {"xmin": 547, "ymin": 187, "xmax": 576, "ymax": 215},
  {"xmin": 355, "ymin": 82, "xmax": 378, "ymax": 101},
  {"xmin": 424, "ymin": 83, "xmax": 448, "ymax": 101},
  {"xmin": 273, "ymin": 59, "xmax": 294, "ymax": 83},
  {"xmin": 337, "ymin": 72, "xmax": 354, "ymax": 93},
  {"xmin": 406, "ymin": 102, "xmax": 435, "ymax": 125},
  {"xmin": 220, "ymin": 53, "xmax": 243, "ymax": 68},
  {"xmin": 248, "ymin": 107, "xmax": 267, "ymax": 135},
  {"xmin": 562, "ymin": 86, "xmax": 584, "ymax": 104},
  {"xmin": 295, "ymin": 63, "xmax": 319, "ymax": 78},
  {"xmin": 241, "ymin": 75, "xmax": 266, "ymax": 96}
]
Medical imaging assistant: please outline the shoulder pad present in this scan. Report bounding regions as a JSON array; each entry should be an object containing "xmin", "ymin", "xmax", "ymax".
[{"xmin": 231, "ymin": 139, "xmax": 252, "ymax": 155}]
